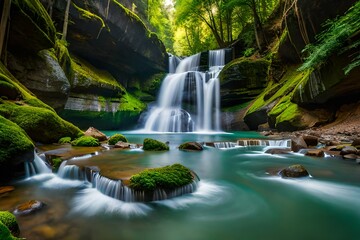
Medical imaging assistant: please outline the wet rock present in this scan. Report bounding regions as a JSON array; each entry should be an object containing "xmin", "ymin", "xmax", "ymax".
[
  {"xmin": 13, "ymin": 200, "xmax": 46, "ymax": 216},
  {"xmin": 0, "ymin": 186, "xmax": 15, "ymax": 196},
  {"xmin": 305, "ymin": 149, "xmax": 325, "ymax": 157},
  {"xmin": 114, "ymin": 141, "xmax": 131, "ymax": 149},
  {"xmin": 291, "ymin": 136, "xmax": 308, "ymax": 152},
  {"xmin": 84, "ymin": 127, "xmax": 107, "ymax": 141},
  {"xmin": 264, "ymin": 148, "xmax": 291, "ymax": 154},
  {"xmin": 342, "ymin": 154, "xmax": 360, "ymax": 160},
  {"xmin": 178, "ymin": 142, "xmax": 203, "ymax": 151},
  {"xmin": 279, "ymin": 164, "xmax": 309, "ymax": 178},
  {"xmin": 143, "ymin": 138, "xmax": 169, "ymax": 151},
  {"xmin": 351, "ymin": 138, "xmax": 360, "ymax": 147},
  {"xmin": 303, "ymin": 135, "xmax": 319, "ymax": 146},
  {"xmin": 340, "ymin": 146, "xmax": 358, "ymax": 155}
]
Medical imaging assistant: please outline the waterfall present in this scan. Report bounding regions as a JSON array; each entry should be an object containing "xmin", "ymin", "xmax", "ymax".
[
  {"xmin": 144, "ymin": 49, "xmax": 227, "ymax": 132},
  {"xmin": 25, "ymin": 151, "xmax": 52, "ymax": 178},
  {"xmin": 213, "ymin": 142, "xmax": 238, "ymax": 149},
  {"xmin": 57, "ymin": 163, "xmax": 198, "ymax": 202}
]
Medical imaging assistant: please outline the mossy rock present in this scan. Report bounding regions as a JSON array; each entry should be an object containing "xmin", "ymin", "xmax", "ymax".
[
  {"xmin": 0, "ymin": 116, "xmax": 34, "ymax": 182},
  {"xmin": 178, "ymin": 142, "xmax": 203, "ymax": 151},
  {"xmin": 129, "ymin": 164, "xmax": 194, "ymax": 191},
  {"xmin": 0, "ymin": 222, "xmax": 20, "ymax": 240},
  {"xmin": 51, "ymin": 157, "xmax": 63, "ymax": 171},
  {"xmin": 0, "ymin": 102, "xmax": 82, "ymax": 143},
  {"xmin": 108, "ymin": 134, "xmax": 128, "ymax": 145},
  {"xmin": 71, "ymin": 136, "xmax": 100, "ymax": 147},
  {"xmin": 0, "ymin": 80, "xmax": 20, "ymax": 100},
  {"xmin": 143, "ymin": 138, "xmax": 169, "ymax": 151},
  {"xmin": 0, "ymin": 211, "xmax": 20, "ymax": 237},
  {"xmin": 279, "ymin": 164, "xmax": 309, "ymax": 178}
]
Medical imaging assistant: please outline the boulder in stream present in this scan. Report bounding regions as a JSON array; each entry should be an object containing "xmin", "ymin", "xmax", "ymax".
[
  {"xmin": 13, "ymin": 200, "xmax": 46, "ymax": 216},
  {"xmin": 178, "ymin": 142, "xmax": 203, "ymax": 151},
  {"xmin": 84, "ymin": 127, "xmax": 107, "ymax": 142},
  {"xmin": 279, "ymin": 164, "xmax": 309, "ymax": 178},
  {"xmin": 143, "ymin": 138, "xmax": 169, "ymax": 151}
]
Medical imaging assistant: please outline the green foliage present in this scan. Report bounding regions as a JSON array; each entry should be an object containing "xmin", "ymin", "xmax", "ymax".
[
  {"xmin": 108, "ymin": 134, "xmax": 128, "ymax": 145},
  {"xmin": 0, "ymin": 102, "xmax": 82, "ymax": 143},
  {"xmin": 0, "ymin": 211, "xmax": 20, "ymax": 238},
  {"xmin": 143, "ymin": 138, "xmax": 169, "ymax": 151},
  {"xmin": 119, "ymin": 93, "xmax": 146, "ymax": 112},
  {"xmin": 129, "ymin": 164, "xmax": 194, "ymax": 191},
  {"xmin": 58, "ymin": 137, "xmax": 72, "ymax": 144},
  {"xmin": 71, "ymin": 136, "xmax": 100, "ymax": 147},
  {"xmin": 299, "ymin": 1, "xmax": 360, "ymax": 74},
  {"xmin": 243, "ymin": 48, "xmax": 255, "ymax": 57},
  {"xmin": 0, "ymin": 116, "xmax": 34, "ymax": 165}
]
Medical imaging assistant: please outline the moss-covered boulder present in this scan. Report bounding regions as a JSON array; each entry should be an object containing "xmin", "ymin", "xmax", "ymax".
[
  {"xmin": 108, "ymin": 134, "xmax": 128, "ymax": 145},
  {"xmin": 0, "ymin": 116, "xmax": 34, "ymax": 182},
  {"xmin": 143, "ymin": 138, "xmax": 169, "ymax": 151},
  {"xmin": 0, "ymin": 102, "xmax": 81, "ymax": 143},
  {"xmin": 178, "ymin": 142, "xmax": 203, "ymax": 151},
  {"xmin": 279, "ymin": 164, "xmax": 309, "ymax": 178},
  {"xmin": 219, "ymin": 57, "xmax": 270, "ymax": 107},
  {"xmin": 71, "ymin": 136, "xmax": 100, "ymax": 147},
  {"xmin": 129, "ymin": 164, "xmax": 194, "ymax": 191},
  {"xmin": 0, "ymin": 222, "xmax": 20, "ymax": 240},
  {"xmin": 0, "ymin": 211, "xmax": 20, "ymax": 237}
]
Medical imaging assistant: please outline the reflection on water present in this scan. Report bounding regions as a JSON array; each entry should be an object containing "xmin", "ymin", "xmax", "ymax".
[{"xmin": 1, "ymin": 132, "xmax": 360, "ymax": 240}]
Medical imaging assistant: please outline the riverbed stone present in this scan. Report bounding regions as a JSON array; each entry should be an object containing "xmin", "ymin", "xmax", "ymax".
[
  {"xmin": 279, "ymin": 164, "xmax": 309, "ymax": 178},
  {"xmin": 291, "ymin": 136, "xmax": 308, "ymax": 152},
  {"xmin": 13, "ymin": 200, "xmax": 46, "ymax": 216},
  {"xmin": 114, "ymin": 141, "xmax": 131, "ymax": 149},
  {"xmin": 305, "ymin": 149, "xmax": 325, "ymax": 157},
  {"xmin": 265, "ymin": 148, "xmax": 291, "ymax": 154},
  {"xmin": 340, "ymin": 146, "xmax": 358, "ymax": 155},
  {"xmin": 178, "ymin": 142, "xmax": 203, "ymax": 151},
  {"xmin": 84, "ymin": 127, "xmax": 107, "ymax": 142}
]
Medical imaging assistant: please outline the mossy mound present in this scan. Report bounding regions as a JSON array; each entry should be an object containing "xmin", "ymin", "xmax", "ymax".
[
  {"xmin": 143, "ymin": 138, "xmax": 169, "ymax": 151},
  {"xmin": 0, "ymin": 211, "xmax": 20, "ymax": 237},
  {"xmin": 108, "ymin": 134, "xmax": 128, "ymax": 145},
  {"xmin": 0, "ymin": 222, "xmax": 20, "ymax": 240},
  {"xmin": 0, "ymin": 102, "xmax": 81, "ymax": 143},
  {"xmin": 129, "ymin": 164, "xmax": 194, "ymax": 191},
  {"xmin": 0, "ymin": 79, "xmax": 20, "ymax": 100},
  {"xmin": 71, "ymin": 136, "xmax": 100, "ymax": 147}
]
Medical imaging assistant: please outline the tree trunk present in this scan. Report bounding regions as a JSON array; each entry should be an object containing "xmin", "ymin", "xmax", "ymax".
[
  {"xmin": 251, "ymin": 0, "xmax": 267, "ymax": 50},
  {"xmin": 61, "ymin": 0, "xmax": 71, "ymax": 41},
  {"xmin": 0, "ymin": 0, "xmax": 11, "ymax": 61}
]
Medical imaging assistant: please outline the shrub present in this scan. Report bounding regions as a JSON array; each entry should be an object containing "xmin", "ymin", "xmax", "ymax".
[
  {"xmin": 71, "ymin": 136, "xmax": 100, "ymax": 147},
  {"xmin": 108, "ymin": 134, "xmax": 128, "ymax": 145},
  {"xmin": 129, "ymin": 164, "xmax": 194, "ymax": 191},
  {"xmin": 143, "ymin": 138, "xmax": 169, "ymax": 151}
]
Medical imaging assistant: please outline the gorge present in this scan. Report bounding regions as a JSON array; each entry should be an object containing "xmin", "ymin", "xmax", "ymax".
[{"xmin": 0, "ymin": 0, "xmax": 360, "ymax": 240}]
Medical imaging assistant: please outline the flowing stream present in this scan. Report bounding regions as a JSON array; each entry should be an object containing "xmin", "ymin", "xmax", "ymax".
[
  {"xmin": 2, "ymin": 132, "xmax": 360, "ymax": 240},
  {"xmin": 143, "ymin": 50, "xmax": 226, "ymax": 132}
]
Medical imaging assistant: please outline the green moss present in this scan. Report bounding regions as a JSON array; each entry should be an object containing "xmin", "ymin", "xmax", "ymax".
[
  {"xmin": 0, "ymin": 222, "xmax": 20, "ymax": 240},
  {"xmin": 51, "ymin": 157, "xmax": 63, "ymax": 172},
  {"xmin": 143, "ymin": 138, "xmax": 169, "ymax": 151},
  {"xmin": 0, "ymin": 116, "xmax": 34, "ymax": 166},
  {"xmin": 0, "ymin": 80, "xmax": 20, "ymax": 100},
  {"xmin": 129, "ymin": 164, "xmax": 194, "ymax": 191},
  {"xmin": 13, "ymin": 0, "xmax": 56, "ymax": 45},
  {"xmin": 143, "ymin": 73, "xmax": 166, "ymax": 96},
  {"xmin": 246, "ymin": 66, "xmax": 310, "ymax": 115},
  {"xmin": 54, "ymin": 40, "xmax": 72, "ymax": 79},
  {"xmin": 119, "ymin": 93, "xmax": 146, "ymax": 112},
  {"xmin": 71, "ymin": 136, "xmax": 100, "ymax": 147},
  {"xmin": 0, "ymin": 211, "xmax": 20, "ymax": 237},
  {"xmin": 108, "ymin": 134, "xmax": 128, "ymax": 145},
  {"xmin": 58, "ymin": 137, "xmax": 72, "ymax": 144},
  {"xmin": 0, "ymin": 102, "xmax": 82, "ymax": 143},
  {"xmin": 72, "ymin": 3, "xmax": 106, "ymax": 28}
]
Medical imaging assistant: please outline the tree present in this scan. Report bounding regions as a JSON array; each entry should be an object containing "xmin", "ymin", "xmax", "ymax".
[
  {"xmin": 61, "ymin": 0, "xmax": 71, "ymax": 41},
  {"xmin": 0, "ymin": 0, "xmax": 11, "ymax": 62}
]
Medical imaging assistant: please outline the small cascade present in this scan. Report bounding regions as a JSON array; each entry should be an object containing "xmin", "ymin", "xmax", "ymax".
[
  {"xmin": 237, "ymin": 139, "xmax": 291, "ymax": 148},
  {"xmin": 25, "ymin": 151, "xmax": 52, "ymax": 178},
  {"xmin": 57, "ymin": 163, "xmax": 198, "ymax": 202},
  {"xmin": 213, "ymin": 142, "xmax": 238, "ymax": 149},
  {"xmin": 143, "ymin": 49, "xmax": 228, "ymax": 132}
]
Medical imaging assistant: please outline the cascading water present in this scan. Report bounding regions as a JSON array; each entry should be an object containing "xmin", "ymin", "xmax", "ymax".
[
  {"xmin": 24, "ymin": 151, "xmax": 52, "ymax": 178},
  {"xmin": 143, "ymin": 49, "xmax": 227, "ymax": 132}
]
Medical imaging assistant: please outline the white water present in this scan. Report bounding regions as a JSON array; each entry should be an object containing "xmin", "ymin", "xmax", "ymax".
[
  {"xmin": 143, "ymin": 50, "xmax": 226, "ymax": 132},
  {"xmin": 24, "ymin": 151, "xmax": 52, "ymax": 178}
]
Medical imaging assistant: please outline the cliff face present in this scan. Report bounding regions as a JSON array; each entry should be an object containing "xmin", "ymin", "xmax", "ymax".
[
  {"xmin": 4, "ymin": 0, "xmax": 167, "ymax": 130},
  {"xmin": 222, "ymin": 0, "xmax": 360, "ymax": 132}
]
